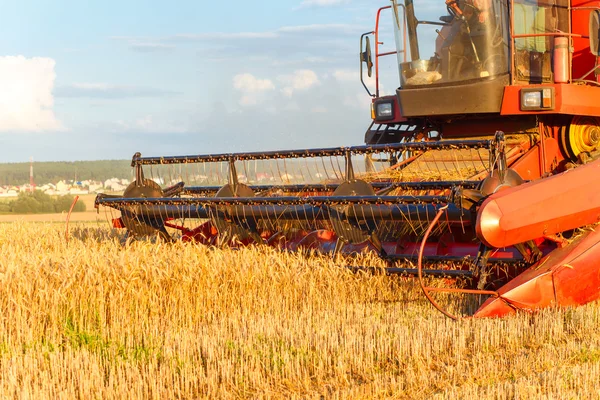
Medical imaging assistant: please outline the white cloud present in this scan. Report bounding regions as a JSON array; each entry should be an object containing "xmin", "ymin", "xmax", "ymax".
[
  {"xmin": 278, "ymin": 70, "xmax": 320, "ymax": 97},
  {"xmin": 333, "ymin": 68, "xmax": 377, "ymax": 85},
  {"xmin": 233, "ymin": 74, "xmax": 275, "ymax": 92},
  {"xmin": 0, "ymin": 56, "xmax": 62, "ymax": 132},
  {"xmin": 333, "ymin": 69, "xmax": 356, "ymax": 82},
  {"xmin": 233, "ymin": 73, "xmax": 275, "ymax": 106}
]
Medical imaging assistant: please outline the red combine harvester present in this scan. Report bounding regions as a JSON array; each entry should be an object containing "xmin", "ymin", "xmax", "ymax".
[{"xmin": 96, "ymin": 0, "xmax": 600, "ymax": 319}]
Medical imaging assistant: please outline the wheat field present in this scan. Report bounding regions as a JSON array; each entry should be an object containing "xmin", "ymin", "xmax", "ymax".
[{"xmin": 0, "ymin": 222, "xmax": 599, "ymax": 399}]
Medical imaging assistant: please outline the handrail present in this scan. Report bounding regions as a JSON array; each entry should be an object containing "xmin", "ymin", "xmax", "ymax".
[
  {"xmin": 360, "ymin": 4, "xmax": 408, "ymax": 98},
  {"xmin": 510, "ymin": 0, "xmax": 515, "ymax": 84},
  {"xmin": 375, "ymin": 6, "xmax": 391, "ymax": 98}
]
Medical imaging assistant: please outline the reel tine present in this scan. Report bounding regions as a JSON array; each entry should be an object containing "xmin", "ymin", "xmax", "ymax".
[
  {"xmin": 330, "ymin": 155, "xmax": 340, "ymax": 181},
  {"xmin": 276, "ymin": 159, "xmax": 284, "ymax": 183},
  {"xmin": 320, "ymin": 156, "xmax": 331, "ymax": 182},
  {"xmin": 242, "ymin": 159, "xmax": 249, "ymax": 184},
  {"xmin": 299, "ymin": 159, "xmax": 307, "ymax": 184},
  {"xmin": 283, "ymin": 159, "xmax": 290, "ymax": 184},
  {"xmin": 451, "ymin": 148, "xmax": 463, "ymax": 180},
  {"xmin": 475, "ymin": 147, "xmax": 485, "ymax": 174}
]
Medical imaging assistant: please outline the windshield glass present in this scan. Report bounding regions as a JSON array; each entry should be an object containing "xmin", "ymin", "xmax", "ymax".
[{"xmin": 392, "ymin": 0, "xmax": 510, "ymax": 87}]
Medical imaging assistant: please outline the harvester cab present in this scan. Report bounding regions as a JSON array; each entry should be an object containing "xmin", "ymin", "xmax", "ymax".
[
  {"xmin": 365, "ymin": 0, "xmax": 598, "ymax": 144},
  {"xmin": 96, "ymin": 0, "xmax": 600, "ymax": 319}
]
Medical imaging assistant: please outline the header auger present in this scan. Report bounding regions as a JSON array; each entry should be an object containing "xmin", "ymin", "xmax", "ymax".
[{"xmin": 96, "ymin": 0, "xmax": 600, "ymax": 318}]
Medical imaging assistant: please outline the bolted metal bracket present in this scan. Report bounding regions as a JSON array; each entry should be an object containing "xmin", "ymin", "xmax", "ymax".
[
  {"xmin": 132, "ymin": 152, "xmax": 145, "ymax": 188},
  {"xmin": 489, "ymin": 131, "xmax": 507, "ymax": 183},
  {"xmin": 344, "ymin": 149, "xmax": 356, "ymax": 182},
  {"xmin": 227, "ymin": 159, "xmax": 240, "ymax": 196}
]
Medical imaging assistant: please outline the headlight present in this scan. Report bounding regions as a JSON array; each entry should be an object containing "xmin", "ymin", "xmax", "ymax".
[
  {"xmin": 376, "ymin": 102, "xmax": 394, "ymax": 120},
  {"xmin": 522, "ymin": 91, "xmax": 541, "ymax": 108},
  {"xmin": 521, "ymin": 87, "xmax": 554, "ymax": 111}
]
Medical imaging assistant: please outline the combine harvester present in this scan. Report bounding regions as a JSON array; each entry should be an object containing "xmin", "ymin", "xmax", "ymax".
[{"xmin": 97, "ymin": 0, "xmax": 600, "ymax": 318}]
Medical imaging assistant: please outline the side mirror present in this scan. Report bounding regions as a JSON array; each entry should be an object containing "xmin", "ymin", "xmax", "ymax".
[
  {"xmin": 590, "ymin": 9, "xmax": 600, "ymax": 56},
  {"xmin": 361, "ymin": 35, "xmax": 373, "ymax": 78}
]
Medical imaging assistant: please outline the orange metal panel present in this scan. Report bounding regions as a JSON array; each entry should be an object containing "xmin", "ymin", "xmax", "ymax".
[
  {"xmin": 476, "ymin": 158, "xmax": 600, "ymax": 249},
  {"xmin": 501, "ymin": 84, "xmax": 600, "ymax": 116},
  {"xmin": 475, "ymin": 227, "xmax": 600, "ymax": 317},
  {"xmin": 510, "ymin": 138, "xmax": 561, "ymax": 180}
]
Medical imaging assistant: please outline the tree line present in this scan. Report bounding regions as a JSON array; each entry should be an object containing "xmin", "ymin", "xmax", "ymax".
[
  {"xmin": 0, "ymin": 192, "xmax": 86, "ymax": 214},
  {"xmin": 0, "ymin": 160, "xmax": 131, "ymax": 186}
]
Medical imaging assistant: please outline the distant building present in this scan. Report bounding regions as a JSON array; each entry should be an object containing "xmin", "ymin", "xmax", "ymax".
[{"xmin": 56, "ymin": 181, "xmax": 69, "ymax": 194}]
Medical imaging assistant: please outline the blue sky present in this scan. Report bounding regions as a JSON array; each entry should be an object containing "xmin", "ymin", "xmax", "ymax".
[{"xmin": 0, "ymin": 0, "xmax": 416, "ymax": 162}]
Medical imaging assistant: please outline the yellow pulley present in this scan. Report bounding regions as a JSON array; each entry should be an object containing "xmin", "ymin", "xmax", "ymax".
[{"xmin": 560, "ymin": 116, "xmax": 600, "ymax": 161}]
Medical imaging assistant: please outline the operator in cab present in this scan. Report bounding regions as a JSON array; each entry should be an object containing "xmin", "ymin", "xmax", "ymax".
[{"xmin": 437, "ymin": 0, "xmax": 502, "ymax": 81}]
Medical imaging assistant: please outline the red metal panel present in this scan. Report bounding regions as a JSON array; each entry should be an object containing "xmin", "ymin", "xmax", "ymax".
[{"xmin": 477, "ymin": 158, "xmax": 600, "ymax": 248}]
